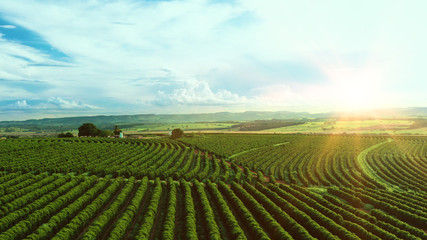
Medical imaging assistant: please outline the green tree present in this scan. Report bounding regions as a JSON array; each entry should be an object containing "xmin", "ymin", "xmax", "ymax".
[
  {"xmin": 99, "ymin": 130, "xmax": 113, "ymax": 137},
  {"xmin": 113, "ymin": 125, "xmax": 122, "ymax": 135},
  {"xmin": 58, "ymin": 132, "xmax": 74, "ymax": 138},
  {"xmin": 78, "ymin": 123, "xmax": 100, "ymax": 137},
  {"xmin": 170, "ymin": 128, "xmax": 184, "ymax": 139}
]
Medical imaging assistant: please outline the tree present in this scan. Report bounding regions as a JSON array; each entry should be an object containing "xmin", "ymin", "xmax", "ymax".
[
  {"xmin": 170, "ymin": 128, "xmax": 184, "ymax": 139},
  {"xmin": 113, "ymin": 125, "xmax": 122, "ymax": 135},
  {"xmin": 78, "ymin": 123, "xmax": 100, "ymax": 137},
  {"xmin": 99, "ymin": 130, "xmax": 113, "ymax": 137},
  {"xmin": 58, "ymin": 132, "xmax": 74, "ymax": 138}
]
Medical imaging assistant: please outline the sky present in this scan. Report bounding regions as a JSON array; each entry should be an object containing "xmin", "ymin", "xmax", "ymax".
[{"xmin": 1, "ymin": 0, "xmax": 427, "ymax": 121}]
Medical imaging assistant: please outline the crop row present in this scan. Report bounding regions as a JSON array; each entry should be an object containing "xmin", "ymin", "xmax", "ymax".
[
  {"xmin": 231, "ymin": 135, "xmax": 387, "ymax": 189},
  {"xmin": 0, "ymin": 139, "xmax": 238, "ymax": 182},
  {"xmin": 192, "ymin": 134, "xmax": 427, "ymax": 192},
  {"xmin": 1, "ymin": 171, "xmax": 425, "ymax": 240}
]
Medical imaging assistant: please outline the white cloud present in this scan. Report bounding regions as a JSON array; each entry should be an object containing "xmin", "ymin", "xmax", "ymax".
[
  {"xmin": 252, "ymin": 84, "xmax": 304, "ymax": 104},
  {"xmin": 46, "ymin": 97, "xmax": 99, "ymax": 109},
  {"xmin": 3, "ymin": 97, "xmax": 99, "ymax": 110},
  {"xmin": 0, "ymin": 0, "xmax": 255, "ymax": 112},
  {"xmin": 0, "ymin": 0, "xmax": 425, "ymax": 120},
  {"xmin": 0, "ymin": 25, "xmax": 16, "ymax": 29},
  {"xmin": 11, "ymin": 100, "xmax": 30, "ymax": 109},
  {"xmin": 152, "ymin": 80, "xmax": 247, "ymax": 106},
  {"xmin": 0, "ymin": 33, "xmax": 72, "ymax": 86}
]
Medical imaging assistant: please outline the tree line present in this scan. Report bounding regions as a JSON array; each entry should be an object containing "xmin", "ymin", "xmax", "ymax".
[{"xmin": 58, "ymin": 123, "xmax": 122, "ymax": 138}]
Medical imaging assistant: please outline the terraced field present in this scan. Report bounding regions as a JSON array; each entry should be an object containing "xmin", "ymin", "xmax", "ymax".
[{"xmin": 0, "ymin": 135, "xmax": 425, "ymax": 239}]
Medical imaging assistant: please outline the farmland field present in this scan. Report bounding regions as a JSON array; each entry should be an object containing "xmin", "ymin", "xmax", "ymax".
[
  {"xmin": 0, "ymin": 134, "xmax": 426, "ymax": 239},
  {"xmin": 122, "ymin": 122, "xmax": 237, "ymax": 132},
  {"xmin": 263, "ymin": 119, "xmax": 416, "ymax": 134}
]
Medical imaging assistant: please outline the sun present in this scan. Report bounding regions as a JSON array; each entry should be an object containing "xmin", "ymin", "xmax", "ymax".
[
  {"xmin": 333, "ymin": 80, "xmax": 380, "ymax": 110},
  {"xmin": 324, "ymin": 65, "xmax": 387, "ymax": 111}
]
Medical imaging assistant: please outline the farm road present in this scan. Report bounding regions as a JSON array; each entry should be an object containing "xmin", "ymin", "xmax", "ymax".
[
  {"xmin": 228, "ymin": 142, "xmax": 289, "ymax": 159},
  {"xmin": 357, "ymin": 138, "xmax": 397, "ymax": 190}
]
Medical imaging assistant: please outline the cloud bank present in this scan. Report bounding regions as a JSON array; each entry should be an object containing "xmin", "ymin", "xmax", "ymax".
[
  {"xmin": 0, "ymin": 0, "xmax": 426, "ymax": 120},
  {"xmin": 3, "ymin": 97, "xmax": 99, "ymax": 110}
]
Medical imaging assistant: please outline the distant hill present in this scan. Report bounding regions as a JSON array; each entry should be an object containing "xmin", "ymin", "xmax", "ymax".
[
  {"xmin": 336, "ymin": 107, "xmax": 427, "ymax": 119},
  {"xmin": 1, "ymin": 108, "xmax": 426, "ymax": 132},
  {"xmin": 0, "ymin": 111, "xmax": 329, "ymax": 131}
]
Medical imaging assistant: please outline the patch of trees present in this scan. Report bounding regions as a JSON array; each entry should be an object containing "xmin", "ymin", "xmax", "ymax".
[
  {"xmin": 77, "ymin": 123, "xmax": 117, "ymax": 137},
  {"xmin": 4, "ymin": 127, "xmax": 20, "ymax": 132},
  {"xmin": 236, "ymin": 120, "xmax": 305, "ymax": 131},
  {"xmin": 78, "ymin": 123, "xmax": 100, "ymax": 137},
  {"xmin": 58, "ymin": 132, "xmax": 74, "ymax": 138},
  {"xmin": 322, "ymin": 121, "xmax": 336, "ymax": 130},
  {"xmin": 7, "ymin": 124, "xmax": 77, "ymax": 132}
]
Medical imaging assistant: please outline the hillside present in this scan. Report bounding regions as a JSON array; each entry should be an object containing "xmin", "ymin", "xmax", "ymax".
[{"xmin": 2, "ymin": 107, "xmax": 427, "ymax": 130}]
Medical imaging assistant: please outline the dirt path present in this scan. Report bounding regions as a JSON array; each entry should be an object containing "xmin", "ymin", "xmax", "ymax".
[
  {"xmin": 356, "ymin": 138, "xmax": 397, "ymax": 190},
  {"xmin": 228, "ymin": 142, "xmax": 289, "ymax": 159}
]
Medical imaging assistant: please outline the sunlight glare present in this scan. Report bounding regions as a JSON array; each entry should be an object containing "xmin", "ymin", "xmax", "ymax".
[{"xmin": 326, "ymin": 65, "xmax": 387, "ymax": 111}]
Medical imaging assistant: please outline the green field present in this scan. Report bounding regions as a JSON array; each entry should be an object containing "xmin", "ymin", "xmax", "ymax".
[
  {"xmin": 4, "ymin": 118, "xmax": 427, "ymax": 138},
  {"xmin": 263, "ymin": 119, "xmax": 422, "ymax": 134},
  {"xmin": 0, "ymin": 134, "xmax": 426, "ymax": 239},
  {"xmin": 122, "ymin": 122, "xmax": 237, "ymax": 132},
  {"xmin": 121, "ymin": 119, "xmax": 427, "ymax": 135}
]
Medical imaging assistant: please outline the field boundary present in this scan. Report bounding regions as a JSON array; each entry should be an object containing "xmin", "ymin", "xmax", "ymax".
[
  {"xmin": 228, "ymin": 142, "xmax": 289, "ymax": 159},
  {"xmin": 357, "ymin": 138, "xmax": 397, "ymax": 190}
]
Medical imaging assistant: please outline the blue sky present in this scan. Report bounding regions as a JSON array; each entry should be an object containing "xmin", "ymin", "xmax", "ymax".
[{"xmin": 0, "ymin": 0, "xmax": 426, "ymax": 120}]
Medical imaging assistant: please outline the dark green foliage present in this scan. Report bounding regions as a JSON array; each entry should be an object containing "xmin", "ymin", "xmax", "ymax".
[
  {"xmin": 217, "ymin": 181, "xmax": 270, "ymax": 240},
  {"xmin": 113, "ymin": 125, "xmax": 122, "ymax": 135},
  {"xmin": 170, "ymin": 128, "xmax": 184, "ymax": 139},
  {"xmin": 236, "ymin": 120, "xmax": 304, "ymax": 131},
  {"xmin": 257, "ymin": 171, "xmax": 265, "ymax": 184},
  {"xmin": 269, "ymin": 174, "xmax": 276, "ymax": 183},
  {"xmin": 231, "ymin": 182, "xmax": 292, "ymax": 239},
  {"xmin": 52, "ymin": 178, "xmax": 121, "ymax": 240},
  {"xmin": 58, "ymin": 132, "xmax": 74, "ymax": 138},
  {"xmin": 26, "ymin": 177, "xmax": 108, "ymax": 239},
  {"xmin": 245, "ymin": 182, "xmax": 314, "ymax": 239},
  {"xmin": 161, "ymin": 178, "xmax": 177, "ymax": 240},
  {"xmin": 327, "ymin": 187, "xmax": 363, "ymax": 208},
  {"xmin": 1, "ymin": 134, "xmax": 427, "ymax": 239},
  {"xmin": 0, "ymin": 171, "xmax": 426, "ymax": 240},
  {"xmin": 0, "ymin": 176, "xmax": 93, "ymax": 239},
  {"xmin": 78, "ymin": 123, "xmax": 100, "ymax": 137},
  {"xmin": 82, "ymin": 177, "xmax": 135, "ymax": 239},
  {"xmin": 181, "ymin": 134, "xmax": 297, "ymax": 157},
  {"xmin": 205, "ymin": 181, "xmax": 247, "ymax": 240},
  {"xmin": 0, "ymin": 139, "xmax": 237, "ymax": 182},
  {"xmin": 98, "ymin": 129, "xmax": 113, "ymax": 137},
  {"xmin": 193, "ymin": 180, "xmax": 222, "ymax": 240},
  {"xmin": 136, "ymin": 178, "xmax": 163, "ymax": 239},
  {"xmin": 339, "ymin": 187, "xmax": 427, "ymax": 229},
  {"xmin": 266, "ymin": 183, "xmax": 339, "ymax": 239},
  {"xmin": 181, "ymin": 179, "xmax": 198, "ymax": 240},
  {"xmin": 371, "ymin": 209, "xmax": 427, "ymax": 239}
]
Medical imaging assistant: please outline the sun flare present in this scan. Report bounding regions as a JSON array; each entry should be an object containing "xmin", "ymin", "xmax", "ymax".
[{"xmin": 324, "ymin": 64, "xmax": 387, "ymax": 111}]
